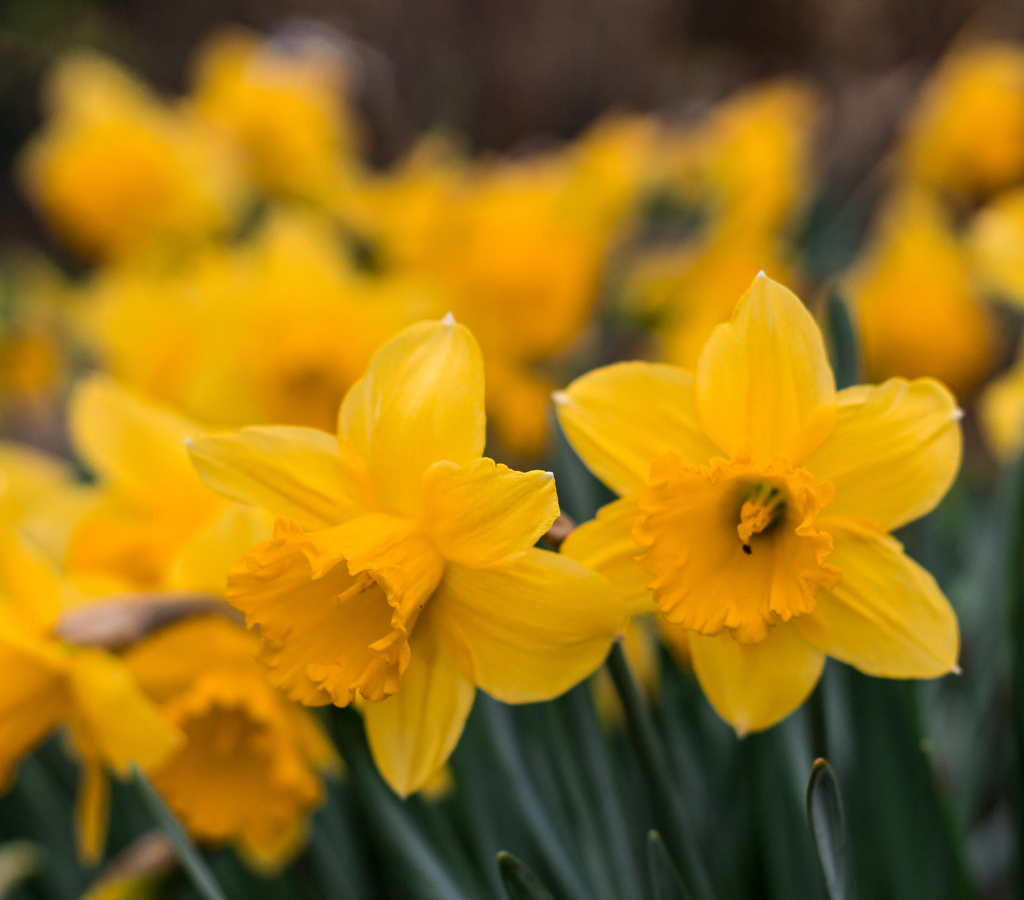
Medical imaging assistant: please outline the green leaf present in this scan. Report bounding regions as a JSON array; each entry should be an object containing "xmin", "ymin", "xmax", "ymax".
[
  {"xmin": 0, "ymin": 841, "xmax": 44, "ymax": 900},
  {"xmin": 646, "ymin": 832, "xmax": 693, "ymax": 900},
  {"xmin": 131, "ymin": 765, "xmax": 230, "ymax": 900},
  {"xmin": 806, "ymin": 759, "xmax": 846, "ymax": 900},
  {"xmin": 496, "ymin": 852, "xmax": 555, "ymax": 900}
]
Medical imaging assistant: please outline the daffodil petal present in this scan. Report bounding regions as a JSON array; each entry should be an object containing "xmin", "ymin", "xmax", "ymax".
[
  {"xmin": 364, "ymin": 610, "xmax": 475, "ymax": 798},
  {"xmin": 794, "ymin": 518, "xmax": 959, "ymax": 678},
  {"xmin": 689, "ymin": 622, "xmax": 824, "ymax": 734},
  {"xmin": 67, "ymin": 649, "xmax": 181, "ymax": 776},
  {"xmin": 422, "ymin": 458, "xmax": 558, "ymax": 567},
  {"xmin": 69, "ymin": 374, "xmax": 209, "ymax": 508},
  {"xmin": 432, "ymin": 549, "xmax": 626, "ymax": 704},
  {"xmin": 75, "ymin": 760, "xmax": 110, "ymax": 865},
  {"xmin": 803, "ymin": 379, "xmax": 962, "ymax": 531},
  {"xmin": 188, "ymin": 426, "xmax": 374, "ymax": 531},
  {"xmin": 0, "ymin": 625, "xmax": 70, "ymax": 790},
  {"xmin": 694, "ymin": 273, "xmax": 836, "ymax": 466},
  {"xmin": 338, "ymin": 319, "xmax": 485, "ymax": 516},
  {"xmin": 555, "ymin": 362, "xmax": 720, "ymax": 497},
  {"xmin": 171, "ymin": 502, "xmax": 276, "ymax": 593},
  {"xmin": 560, "ymin": 496, "xmax": 655, "ymax": 616}
]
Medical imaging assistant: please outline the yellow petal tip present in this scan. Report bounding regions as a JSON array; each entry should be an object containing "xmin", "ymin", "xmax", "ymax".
[
  {"xmin": 442, "ymin": 311, "xmax": 456, "ymax": 327},
  {"xmin": 551, "ymin": 390, "xmax": 569, "ymax": 405},
  {"xmin": 953, "ymin": 408, "xmax": 964, "ymax": 421},
  {"xmin": 952, "ymin": 664, "xmax": 962, "ymax": 675}
]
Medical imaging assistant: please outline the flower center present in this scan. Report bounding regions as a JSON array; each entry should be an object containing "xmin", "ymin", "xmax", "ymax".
[
  {"xmin": 737, "ymin": 482, "xmax": 786, "ymax": 549},
  {"xmin": 633, "ymin": 453, "xmax": 841, "ymax": 643}
]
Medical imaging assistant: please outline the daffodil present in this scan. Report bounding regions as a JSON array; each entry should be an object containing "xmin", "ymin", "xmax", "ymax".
[
  {"xmin": 902, "ymin": 43, "xmax": 1024, "ymax": 197},
  {"xmin": 981, "ymin": 344, "xmax": 1024, "ymax": 460},
  {"xmin": 81, "ymin": 209, "xmax": 433, "ymax": 435},
  {"xmin": 188, "ymin": 317, "xmax": 625, "ymax": 795},
  {"xmin": 968, "ymin": 187, "xmax": 1024, "ymax": 309},
  {"xmin": 845, "ymin": 188, "xmax": 994, "ymax": 399},
  {"xmin": 18, "ymin": 52, "xmax": 245, "ymax": 262},
  {"xmin": 191, "ymin": 27, "xmax": 359, "ymax": 203},
  {"xmin": 124, "ymin": 615, "xmax": 338, "ymax": 870},
  {"xmin": 557, "ymin": 274, "xmax": 961, "ymax": 734},
  {"xmin": 0, "ymin": 444, "xmax": 180, "ymax": 864}
]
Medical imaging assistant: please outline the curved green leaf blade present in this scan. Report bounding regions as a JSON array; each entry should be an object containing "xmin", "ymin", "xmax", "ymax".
[{"xmin": 647, "ymin": 831, "xmax": 694, "ymax": 900}]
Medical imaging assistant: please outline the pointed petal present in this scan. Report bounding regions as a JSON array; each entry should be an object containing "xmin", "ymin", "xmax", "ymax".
[
  {"xmin": 338, "ymin": 319, "xmax": 485, "ymax": 516},
  {"xmin": 171, "ymin": 502, "xmax": 276, "ymax": 593},
  {"xmin": 560, "ymin": 496, "xmax": 655, "ymax": 616},
  {"xmin": 689, "ymin": 622, "xmax": 824, "ymax": 734},
  {"xmin": 75, "ymin": 761, "xmax": 110, "ymax": 865},
  {"xmin": 363, "ymin": 612, "xmax": 475, "ymax": 797},
  {"xmin": 795, "ymin": 518, "xmax": 959, "ymax": 678},
  {"xmin": 0, "ymin": 623, "xmax": 70, "ymax": 790},
  {"xmin": 554, "ymin": 362, "xmax": 720, "ymax": 497},
  {"xmin": 432, "ymin": 549, "xmax": 626, "ymax": 703},
  {"xmin": 69, "ymin": 375, "xmax": 211, "ymax": 509},
  {"xmin": 803, "ymin": 379, "xmax": 962, "ymax": 530},
  {"xmin": 188, "ymin": 426, "xmax": 374, "ymax": 531},
  {"xmin": 67, "ymin": 650, "xmax": 181, "ymax": 775},
  {"xmin": 422, "ymin": 458, "xmax": 558, "ymax": 567},
  {"xmin": 694, "ymin": 274, "xmax": 836, "ymax": 466}
]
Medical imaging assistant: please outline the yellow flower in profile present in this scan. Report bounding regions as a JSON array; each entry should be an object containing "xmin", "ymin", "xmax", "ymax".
[
  {"xmin": 0, "ymin": 445, "xmax": 180, "ymax": 864},
  {"xmin": 845, "ymin": 188, "xmax": 994, "ymax": 398},
  {"xmin": 189, "ymin": 317, "xmax": 625, "ymax": 795},
  {"xmin": 18, "ymin": 52, "xmax": 244, "ymax": 262},
  {"xmin": 557, "ymin": 273, "xmax": 961, "ymax": 734},
  {"xmin": 903, "ymin": 43, "xmax": 1024, "ymax": 197},
  {"xmin": 192, "ymin": 27, "xmax": 358, "ymax": 202},
  {"xmin": 124, "ymin": 616, "xmax": 338, "ymax": 870},
  {"xmin": 968, "ymin": 187, "xmax": 1024, "ymax": 308},
  {"xmin": 981, "ymin": 346, "xmax": 1024, "ymax": 460}
]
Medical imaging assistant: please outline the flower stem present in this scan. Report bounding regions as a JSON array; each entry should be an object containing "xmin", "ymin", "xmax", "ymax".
[{"xmin": 605, "ymin": 641, "xmax": 716, "ymax": 900}]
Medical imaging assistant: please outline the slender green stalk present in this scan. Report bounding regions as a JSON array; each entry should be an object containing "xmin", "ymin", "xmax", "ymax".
[
  {"xmin": 1008, "ymin": 451, "xmax": 1024, "ymax": 900},
  {"xmin": 131, "ymin": 765, "xmax": 229, "ymax": 900},
  {"xmin": 605, "ymin": 641, "xmax": 715, "ymax": 900}
]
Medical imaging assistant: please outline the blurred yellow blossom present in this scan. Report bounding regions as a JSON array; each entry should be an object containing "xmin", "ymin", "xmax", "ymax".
[
  {"xmin": 19, "ymin": 52, "xmax": 245, "ymax": 262},
  {"xmin": 0, "ymin": 445, "xmax": 180, "ymax": 864},
  {"xmin": 903, "ymin": 43, "xmax": 1024, "ymax": 197},
  {"xmin": 968, "ymin": 187, "xmax": 1024, "ymax": 308},
  {"xmin": 557, "ymin": 274, "xmax": 961, "ymax": 733},
  {"xmin": 845, "ymin": 188, "xmax": 994, "ymax": 398},
  {"xmin": 192, "ymin": 27, "xmax": 359, "ymax": 203},
  {"xmin": 81, "ymin": 209, "xmax": 434, "ymax": 434},
  {"xmin": 189, "ymin": 317, "xmax": 625, "ymax": 795},
  {"xmin": 124, "ymin": 616, "xmax": 338, "ymax": 870},
  {"xmin": 981, "ymin": 347, "xmax": 1024, "ymax": 460}
]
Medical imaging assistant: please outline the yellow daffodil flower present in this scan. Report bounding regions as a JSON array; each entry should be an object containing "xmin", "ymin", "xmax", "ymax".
[
  {"xmin": 191, "ymin": 27, "xmax": 359, "ymax": 203},
  {"xmin": 81, "ymin": 209, "xmax": 433, "ymax": 434},
  {"xmin": 18, "ymin": 52, "xmax": 245, "ymax": 262},
  {"xmin": 0, "ymin": 445, "xmax": 180, "ymax": 864},
  {"xmin": 557, "ymin": 273, "xmax": 961, "ymax": 734},
  {"xmin": 124, "ymin": 616, "xmax": 339, "ymax": 870},
  {"xmin": 968, "ymin": 187, "xmax": 1024, "ymax": 309},
  {"xmin": 981, "ymin": 345, "xmax": 1024, "ymax": 460},
  {"xmin": 903, "ymin": 43, "xmax": 1024, "ymax": 197},
  {"xmin": 845, "ymin": 188, "xmax": 994, "ymax": 399},
  {"xmin": 188, "ymin": 317, "xmax": 626, "ymax": 795}
]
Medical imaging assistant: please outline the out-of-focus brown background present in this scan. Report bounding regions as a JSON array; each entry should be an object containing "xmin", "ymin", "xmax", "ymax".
[{"xmin": 1, "ymin": 0, "xmax": 1022, "ymax": 247}]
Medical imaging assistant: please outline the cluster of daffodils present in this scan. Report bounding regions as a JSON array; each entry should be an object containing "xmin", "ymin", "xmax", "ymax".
[{"xmin": 1, "ymin": 20, "xmax": 1020, "ymax": 880}]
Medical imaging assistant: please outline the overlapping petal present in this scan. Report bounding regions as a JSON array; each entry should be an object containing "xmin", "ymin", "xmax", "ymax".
[
  {"xmin": 338, "ymin": 318, "xmax": 485, "ymax": 516},
  {"xmin": 364, "ymin": 609, "xmax": 476, "ymax": 797},
  {"xmin": 422, "ymin": 458, "xmax": 558, "ymax": 567},
  {"xmin": 432, "ymin": 548, "xmax": 626, "ymax": 703},
  {"xmin": 688, "ymin": 621, "xmax": 824, "ymax": 734},
  {"xmin": 188, "ymin": 426, "xmax": 374, "ymax": 531},
  {"xmin": 554, "ymin": 361, "xmax": 719, "ymax": 497},
  {"xmin": 694, "ymin": 273, "xmax": 836, "ymax": 466},
  {"xmin": 803, "ymin": 379, "xmax": 962, "ymax": 531},
  {"xmin": 560, "ymin": 496, "xmax": 654, "ymax": 616},
  {"xmin": 794, "ymin": 518, "xmax": 959, "ymax": 678}
]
